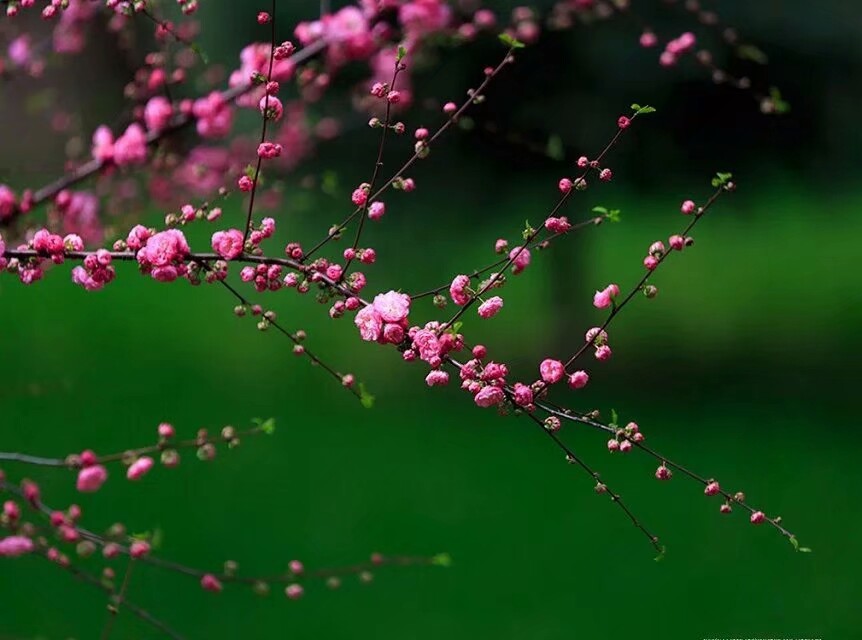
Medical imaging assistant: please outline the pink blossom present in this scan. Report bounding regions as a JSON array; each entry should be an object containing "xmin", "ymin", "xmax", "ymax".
[
  {"xmin": 750, "ymin": 511, "xmax": 766, "ymax": 525},
  {"xmin": 113, "ymin": 124, "xmax": 148, "ymax": 166},
  {"xmin": 129, "ymin": 540, "xmax": 151, "ymax": 558},
  {"xmin": 192, "ymin": 91, "xmax": 234, "ymax": 139},
  {"xmin": 368, "ymin": 201, "xmax": 386, "ymax": 220},
  {"xmin": 568, "ymin": 370, "xmax": 589, "ymax": 389},
  {"xmin": 593, "ymin": 284, "xmax": 620, "ymax": 309},
  {"xmin": 539, "ymin": 359, "xmax": 565, "ymax": 384},
  {"xmin": 0, "ymin": 536, "xmax": 34, "ymax": 557},
  {"xmin": 425, "ymin": 370, "xmax": 450, "ymax": 387},
  {"xmin": 352, "ymin": 188, "xmax": 368, "ymax": 206},
  {"xmin": 260, "ymin": 95, "xmax": 284, "ymax": 121},
  {"xmin": 508, "ymin": 246, "xmax": 531, "ymax": 274},
  {"xmin": 127, "ymin": 456, "xmax": 154, "ymax": 481},
  {"xmin": 545, "ymin": 216, "xmax": 571, "ymax": 234},
  {"xmin": 412, "ymin": 329, "xmax": 440, "ymax": 363},
  {"xmin": 474, "ymin": 385, "xmax": 505, "ymax": 408},
  {"xmin": 76, "ymin": 465, "xmax": 108, "ymax": 493},
  {"xmin": 201, "ymin": 573, "xmax": 223, "ymax": 592},
  {"xmin": 449, "ymin": 274, "xmax": 471, "ymax": 305},
  {"xmin": 512, "ymin": 382, "xmax": 533, "ymax": 407},
  {"xmin": 382, "ymin": 323, "xmax": 405, "ymax": 343},
  {"xmin": 285, "ymin": 584, "xmax": 304, "ymax": 600},
  {"xmin": 477, "ymin": 296, "xmax": 503, "ymax": 319},
  {"xmin": 372, "ymin": 291, "xmax": 410, "ymax": 323},
  {"xmin": 138, "ymin": 229, "xmax": 189, "ymax": 268},
  {"xmin": 144, "ymin": 96, "xmax": 173, "ymax": 132},
  {"xmin": 704, "ymin": 481, "xmax": 721, "ymax": 496},
  {"xmin": 211, "ymin": 229, "xmax": 244, "ymax": 260},
  {"xmin": 594, "ymin": 345, "xmax": 612, "ymax": 361},
  {"xmin": 91, "ymin": 126, "xmax": 115, "ymax": 162},
  {"xmin": 681, "ymin": 199, "xmax": 696, "ymax": 215},
  {"xmin": 355, "ymin": 305, "xmax": 383, "ymax": 341}
]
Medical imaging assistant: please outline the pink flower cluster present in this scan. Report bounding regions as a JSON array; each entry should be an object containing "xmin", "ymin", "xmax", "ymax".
[
  {"xmin": 354, "ymin": 291, "xmax": 411, "ymax": 343},
  {"xmin": 660, "ymin": 32, "xmax": 697, "ymax": 67},
  {"xmin": 192, "ymin": 92, "xmax": 235, "ymax": 139},
  {"xmin": 92, "ymin": 123, "xmax": 148, "ymax": 166},
  {"xmin": 135, "ymin": 228, "xmax": 190, "ymax": 282},
  {"xmin": 72, "ymin": 249, "xmax": 115, "ymax": 291}
]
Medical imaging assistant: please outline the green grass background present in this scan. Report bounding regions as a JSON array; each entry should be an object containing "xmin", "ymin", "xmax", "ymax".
[{"xmin": 1, "ymin": 1, "xmax": 860, "ymax": 638}]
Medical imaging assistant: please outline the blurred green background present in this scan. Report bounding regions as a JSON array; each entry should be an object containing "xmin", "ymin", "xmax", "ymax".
[{"xmin": 2, "ymin": 1, "xmax": 860, "ymax": 638}]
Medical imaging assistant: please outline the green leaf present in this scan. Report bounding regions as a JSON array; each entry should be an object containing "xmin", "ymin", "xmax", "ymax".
[
  {"xmin": 446, "ymin": 321, "xmax": 463, "ymax": 336},
  {"xmin": 736, "ymin": 44, "xmax": 768, "ymax": 65},
  {"xmin": 546, "ymin": 135, "xmax": 564, "ymax": 161},
  {"xmin": 432, "ymin": 552, "xmax": 452, "ymax": 567},
  {"xmin": 321, "ymin": 170, "xmax": 339, "ymax": 197},
  {"xmin": 397, "ymin": 44, "xmax": 407, "ymax": 62},
  {"xmin": 498, "ymin": 33, "xmax": 526, "ymax": 49},
  {"xmin": 634, "ymin": 105, "xmax": 657, "ymax": 116},
  {"xmin": 653, "ymin": 545, "xmax": 667, "ymax": 562},
  {"xmin": 789, "ymin": 536, "xmax": 812, "ymax": 553},
  {"xmin": 592, "ymin": 206, "xmax": 608, "ymax": 215},
  {"xmin": 768, "ymin": 87, "xmax": 791, "ymax": 115},
  {"xmin": 359, "ymin": 383, "xmax": 375, "ymax": 409},
  {"xmin": 190, "ymin": 42, "xmax": 210, "ymax": 65},
  {"xmin": 253, "ymin": 417, "xmax": 276, "ymax": 435},
  {"xmin": 711, "ymin": 171, "xmax": 733, "ymax": 188},
  {"xmin": 610, "ymin": 409, "xmax": 619, "ymax": 427},
  {"xmin": 630, "ymin": 103, "xmax": 641, "ymax": 111},
  {"xmin": 606, "ymin": 209, "xmax": 622, "ymax": 223}
]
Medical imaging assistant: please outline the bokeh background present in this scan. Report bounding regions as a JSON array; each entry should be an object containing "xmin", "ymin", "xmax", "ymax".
[{"xmin": 2, "ymin": 1, "xmax": 861, "ymax": 638}]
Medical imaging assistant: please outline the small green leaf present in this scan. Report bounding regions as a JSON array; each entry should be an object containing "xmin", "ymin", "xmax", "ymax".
[
  {"xmin": 432, "ymin": 552, "xmax": 452, "ymax": 567},
  {"xmin": 789, "ymin": 536, "xmax": 812, "ymax": 553},
  {"xmin": 359, "ymin": 383, "xmax": 375, "ymax": 409},
  {"xmin": 654, "ymin": 545, "xmax": 667, "ymax": 562},
  {"xmin": 190, "ymin": 42, "xmax": 210, "ymax": 65},
  {"xmin": 592, "ymin": 206, "xmax": 608, "ymax": 215},
  {"xmin": 522, "ymin": 220, "xmax": 535, "ymax": 240},
  {"xmin": 768, "ymin": 87, "xmax": 791, "ymax": 115},
  {"xmin": 446, "ymin": 321, "xmax": 463, "ymax": 336},
  {"xmin": 711, "ymin": 171, "xmax": 733, "ymax": 187},
  {"xmin": 253, "ymin": 417, "xmax": 276, "ymax": 435},
  {"xmin": 321, "ymin": 171, "xmax": 339, "ymax": 197},
  {"xmin": 498, "ymin": 33, "xmax": 526, "ymax": 49},
  {"xmin": 736, "ymin": 44, "xmax": 768, "ymax": 65},
  {"xmin": 610, "ymin": 409, "xmax": 619, "ymax": 427},
  {"xmin": 546, "ymin": 135, "xmax": 564, "ymax": 161},
  {"xmin": 397, "ymin": 44, "xmax": 407, "ymax": 62},
  {"xmin": 630, "ymin": 103, "xmax": 642, "ymax": 111},
  {"xmin": 634, "ymin": 105, "xmax": 657, "ymax": 116},
  {"xmin": 606, "ymin": 209, "xmax": 622, "ymax": 223}
]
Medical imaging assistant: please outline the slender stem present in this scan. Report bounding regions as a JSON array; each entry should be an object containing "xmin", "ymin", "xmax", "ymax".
[
  {"xmin": 242, "ymin": 0, "xmax": 278, "ymax": 245},
  {"xmin": 522, "ymin": 409, "xmax": 663, "ymax": 552},
  {"xmin": 300, "ymin": 48, "xmax": 516, "ymax": 263},
  {"xmin": 437, "ymin": 115, "xmax": 639, "ymax": 334},
  {"xmin": 563, "ymin": 184, "xmax": 727, "ymax": 369},
  {"xmin": 43, "ymin": 554, "xmax": 185, "ymax": 640},
  {"xmin": 534, "ymin": 400, "xmax": 798, "ymax": 541},
  {"xmin": 100, "ymin": 558, "xmax": 136, "ymax": 640},
  {"xmin": 409, "ymin": 217, "xmax": 602, "ymax": 300},
  {"xmin": 0, "ymin": 427, "xmax": 266, "ymax": 468},
  {"xmin": 341, "ymin": 62, "xmax": 402, "ymax": 278}
]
